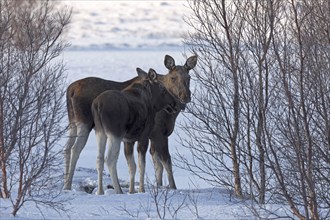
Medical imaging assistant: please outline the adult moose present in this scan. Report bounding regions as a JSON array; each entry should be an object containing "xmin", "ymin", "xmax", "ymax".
[
  {"xmin": 92, "ymin": 68, "xmax": 177, "ymax": 194},
  {"xmin": 124, "ymin": 55, "xmax": 197, "ymax": 192},
  {"xmin": 63, "ymin": 54, "xmax": 197, "ymax": 192}
]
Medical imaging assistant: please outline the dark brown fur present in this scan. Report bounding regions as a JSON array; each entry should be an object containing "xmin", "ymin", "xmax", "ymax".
[
  {"xmin": 63, "ymin": 54, "xmax": 197, "ymax": 192},
  {"xmin": 66, "ymin": 77, "xmax": 139, "ymax": 127},
  {"xmin": 91, "ymin": 69, "xmax": 176, "ymax": 194},
  {"xmin": 64, "ymin": 76, "xmax": 141, "ymax": 190},
  {"xmin": 124, "ymin": 55, "xmax": 197, "ymax": 191}
]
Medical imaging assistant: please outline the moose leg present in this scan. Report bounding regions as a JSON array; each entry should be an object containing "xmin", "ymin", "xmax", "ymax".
[
  {"xmin": 150, "ymin": 139, "xmax": 164, "ymax": 187},
  {"xmin": 151, "ymin": 136, "xmax": 177, "ymax": 189},
  {"xmin": 137, "ymin": 139, "xmax": 148, "ymax": 193},
  {"xmin": 124, "ymin": 141, "xmax": 136, "ymax": 194},
  {"xmin": 64, "ymin": 122, "xmax": 91, "ymax": 190},
  {"xmin": 105, "ymin": 134, "xmax": 123, "ymax": 194},
  {"xmin": 63, "ymin": 122, "xmax": 77, "ymax": 187},
  {"xmin": 96, "ymin": 131, "xmax": 107, "ymax": 195},
  {"xmin": 162, "ymin": 155, "xmax": 177, "ymax": 189}
]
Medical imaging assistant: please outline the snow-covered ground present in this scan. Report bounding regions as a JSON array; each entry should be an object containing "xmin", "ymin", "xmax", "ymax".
[
  {"xmin": 1, "ymin": 166, "xmax": 260, "ymax": 220},
  {"xmin": 1, "ymin": 1, "xmax": 291, "ymax": 219},
  {"xmin": 63, "ymin": 1, "xmax": 193, "ymax": 50}
]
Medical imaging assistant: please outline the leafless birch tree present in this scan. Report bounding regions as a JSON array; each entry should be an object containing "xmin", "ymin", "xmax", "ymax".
[
  {"xmin": 177, "ymin": 0, "xmax": 245, "ymax": 198},
  {"xmin": 179, "ymin": 0, "xmax": 329, "ymax": 219},
  {"xmin": 266, "ymin": 0, "xmax": 330, "ymax": 219},
  {"xmin": 0, "ymin": 0, "xmax": 71, "ymax": 216}
]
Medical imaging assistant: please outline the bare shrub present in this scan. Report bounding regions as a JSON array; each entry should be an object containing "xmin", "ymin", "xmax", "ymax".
[
  {"xmin": 0, "ymin": 0, "xmax": 71, "ymax": 216},
  {"xmin": 146, "ymin": 177, "xmax": 187, "ymax": 219},
  {"xmin": 179, "ymin": 0, "xmax": 330, "ymax": 219}
]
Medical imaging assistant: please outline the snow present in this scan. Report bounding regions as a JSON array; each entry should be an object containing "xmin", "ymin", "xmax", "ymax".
[
  {"xmin": 62, "ymin": 1, "xmax": 193, "ymax": 50},
  {"xmin": 0, "ymin": 166, "xmax": 257, "ymax": 220},
  {"xmin": 1, "ymin": 1, "xmax": 291, "ymax": 219}
]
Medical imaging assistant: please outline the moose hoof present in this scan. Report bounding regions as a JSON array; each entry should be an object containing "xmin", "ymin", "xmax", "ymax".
[{"xmin": 128, "ymin": 190, "xmax": 136, "ymax": 194}]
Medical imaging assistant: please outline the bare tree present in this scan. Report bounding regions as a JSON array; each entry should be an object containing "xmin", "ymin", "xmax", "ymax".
[
  {"xmin": 267, "ymin": 0, "xmax": 330, "ymax": 219},
  {"xmin": 179, "ymin": 0, "xmax": 329, "ymax": 219},
  {"xmin": 237, "ymin": 0, "xmax": 279, "ymax": 204},
  {"xmin": 0, "ymin": 0, "xmax": 71, "ymax": 216},
  {"xmin": 177, "ymin": 0, "xmax": 245, "ymax": 198}
]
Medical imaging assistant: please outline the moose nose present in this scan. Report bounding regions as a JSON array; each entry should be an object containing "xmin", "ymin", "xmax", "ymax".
[
  {"xmin": 185, "ymin": 95, "xmax": 191, "ymax": 103},
  {"xmin": 180, "ymin": 92, "xmax": 191, "ymax": 104}
]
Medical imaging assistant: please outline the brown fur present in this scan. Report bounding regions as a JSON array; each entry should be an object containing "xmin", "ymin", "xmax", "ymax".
[
  {"xmin": 66, "ymin": 77, "xmax": 139, "ymax": 126},
  {"xmin": 63, "ymin": 54, "xmax": 197, "ymax": 192},
  {"xmin": 91, "ymin": 69, "xmax": 176, "ymax": 194},
  {"xmin": 126, "ymin": 55, "xmax": 197, "ymax": 191}
]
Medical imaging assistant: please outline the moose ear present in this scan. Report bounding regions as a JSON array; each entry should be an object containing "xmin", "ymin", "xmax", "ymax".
[
  {"xmin": 184, "ymin": 55, "xmax": 198, "ymax": 71},
  {"xmin": 148, "ymin": 68, "xmax": 157, "ymax": 82},
  {"xmin": 164, "ymin": 55, "xmax": 175, "ymax": 70},
  {"xmin": 136, "ymin": 67, "xmax": 148, "ymax": 79}
]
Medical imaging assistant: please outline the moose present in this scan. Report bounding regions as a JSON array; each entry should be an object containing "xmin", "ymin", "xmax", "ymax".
[
  {"xmin": 124, "ymin": 55, "xmax": 197, "ymax": 192},
  {"xmin": 92, "ymin": 68, "xmax": 177, "ymax": 194},
  {"xmin": 63, "ymin": 54, "xmax": 197, "ymax": 193}
]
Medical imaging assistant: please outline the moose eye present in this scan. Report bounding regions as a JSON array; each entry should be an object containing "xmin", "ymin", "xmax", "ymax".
[{"xmin": 171, "ymin": 77, "xmax": 176, "ymax": 82}]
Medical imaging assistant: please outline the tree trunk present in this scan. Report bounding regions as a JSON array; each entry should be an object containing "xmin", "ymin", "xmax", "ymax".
[
  {"xmin": 232, "ymin": 69, "xmax": 242, "ymax": 198},
  {"xmin": 0, "ymin": 96, "xmax": 9, "ymax": 199}
]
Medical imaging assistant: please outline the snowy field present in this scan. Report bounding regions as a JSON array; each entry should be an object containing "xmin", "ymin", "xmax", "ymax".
[
  {"xmin": 63, "ymin": 1, "xmax": 194, "ymax": 50},
  {"xmin": 1, "ymin": 1, "xmax": 291, "ymax": 219}
]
